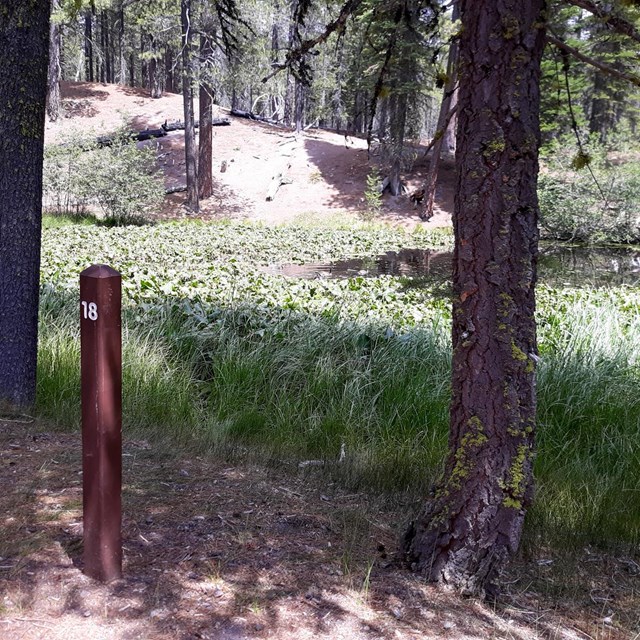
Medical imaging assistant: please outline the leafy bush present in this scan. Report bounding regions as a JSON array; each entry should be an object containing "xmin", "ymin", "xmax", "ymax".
[
  {"xmin": 43, "ymin": 126, "xmax": 164, "ymax": 225},
  {"xmin": 538, "ymin": 137, "xmax": 640, "ymax": 244}
]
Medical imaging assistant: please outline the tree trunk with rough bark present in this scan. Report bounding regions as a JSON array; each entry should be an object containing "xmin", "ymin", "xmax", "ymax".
[
  {"xmin": 403, "ymin": 0, "xmax": 546, "ymax": 596},
  {"xmin": 165, "ymin": 46, "xmax": 175, "ymax": 93},
  {"xmin": 421, "ymin": 2, "xmax": 459, "ymax": 220},
  {"xmin": 0, "ymin": 1, "xmax": 50, "ymax": 409},
  {"xmin": 294, "ymin": 78, "xmax": 304, "ymax": 133},
  {"xmin": 47, "ymin": 0, "xmax": 62, "ymax": 122},
  {"xmin": 198, "ymin": 25, "xmax": 214, "ymax": 199},
  {"xmin": 118, "ymin": 4, "xmax": 126, "ymax": 84},
  {"xmin": 181, "ymin": 0, "xmax": 199, "ymax": 212},
  {"xmin": 84, "ymin": 8, "xmax": 94, "ymax": 82}
]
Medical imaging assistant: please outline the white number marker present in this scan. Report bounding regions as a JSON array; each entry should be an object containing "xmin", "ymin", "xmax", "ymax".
[{"xmin": 81, "ymin": 301, "xmax": 99, "ymax": 321}]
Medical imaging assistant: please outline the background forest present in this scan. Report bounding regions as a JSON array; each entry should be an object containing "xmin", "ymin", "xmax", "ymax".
[{"xmin": 46, "ymin": 0, "xmax": 640, "ymax": 240}]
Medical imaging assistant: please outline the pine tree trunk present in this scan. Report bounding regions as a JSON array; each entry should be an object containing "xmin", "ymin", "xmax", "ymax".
[
  {"xmin": 294, "ymin": 78, "xmax": 304, "ymax": 133},
  {"xmin": 403, "ymin": 0, "xmax": 546, "ymax": 596},
  {"xmin": 129, "ymin": 52, "xmax": 135, "ymax": 87},
  {"xmin": 118, "ymin": 5, "xmax": 126, "ymax": 84},
  {"xmin": 99, "ymin": 10, "xmax": 106, "ymax": 82},
  {"xmin": 103, "ymin": 10, "xmax": 111, "ymax": 83},
  {"xmin": 181, "ymin": 0, "xmax": 199, "ymax": 212},
  {"xmin": 149, "ymin": 50, "xmax": 162, "ymax": 98},
  {"xmin": 165, "ymin": 46, "xmax": 174, "ymax": 93},
  {"xmin": 198, "ymin": 27, "xmax": 214, "ymax": 200},
  {"xmin": 421, "ymin": 2, "xmax": 459, "ymax": 220},
  {"xmin": 47, "ymin": 0, "xmax": 62, "ymax": 122},
  {"xmin": 388, "ymin": 89, "xmax": 407, "ymax": 196},
  {"xmin": 140, "ymin": 33, "xmax": 147, "ymax": 89},
  {"xmin": 0, "ymin": 1, "xmax": 50, "ymax": 409},
  {"xmin": 84, "ymin": 8, "xmax": 93, "ymax": 82}
]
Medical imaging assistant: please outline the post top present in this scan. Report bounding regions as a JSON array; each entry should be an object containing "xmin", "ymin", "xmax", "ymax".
[{"xmin": 80, "ymin": 264, "xmax": 121, "ymax": 279}]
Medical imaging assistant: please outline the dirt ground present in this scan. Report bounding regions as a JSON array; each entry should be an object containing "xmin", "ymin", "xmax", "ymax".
[
  {"xmin": 1, "ymin": 418, "xmax": 639, "ymax": 640},
  {"xmin": 45, "ymin": 82, "xmax": 454, "ymax": 228}
]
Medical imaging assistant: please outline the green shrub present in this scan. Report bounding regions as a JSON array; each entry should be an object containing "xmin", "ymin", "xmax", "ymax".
[
  {"xmin": 43, "ymin": 125, "xmax": 164, "ymax": 225},
  {"xmin": 538, "ymin": 137, "xmax": 640, "ymax": 244},
  {"xmin": 363, "ymin": 168, "xmax": 383, "ymax": 220}
]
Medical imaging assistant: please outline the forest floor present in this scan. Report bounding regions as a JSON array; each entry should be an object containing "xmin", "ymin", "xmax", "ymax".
[
  {"xmin": 44, "ymin": 82, "xmax": 454, "ymax": 228},
  {"xmin": 2, "ymin": 418, "xmax": 639, "ymax": 640}
]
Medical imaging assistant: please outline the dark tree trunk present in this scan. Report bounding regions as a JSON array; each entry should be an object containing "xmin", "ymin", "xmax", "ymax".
[
  {"xmin": 388, "ymin": 89, "xmax": 407, "ymax": 196},
  {"xmin": 99, "ymin": 10, "xmax": 105, "ymax": 82},
  {"xmin": 294, "ymin": 78, "xmax": 304, "ymax": 133},
  {"xmin": 284, "ymin": 73, "xmax": 293, "ymax": 125},
  {"xmin": 443, "ymin": 85, "xmax": 458, "ymax": 154},
  {"xmin": 181, "ymin": 0, "xmax": 199, "ymax": 212},
  {"xmin": 421, "ymin": 2, "xmax": 459, "ymax": 220},
  {"xmin": 84, "ymin": 8, "xmax": 93, "ymax": 82},
  {"xmin": 198, "ymin": 26, "xmax": 214, "ymax": 200},
  {"xmin": 140, "ymin": 33, "xmax": 147, "ymax": 89},
  {"xmin": 103, "ymin": 10, "xmax": 111, "ymax": 83},
  {"xmin": 117, "ymin": 4, "xmax": 126, "ymax": 84},
  {"xmin": 47, "ymin": 0, "xmax": 62, "ymax": 122},
  {"xmin": 270, "ymin": 2, "xmax": 281, "ymax": 119},
  {"xmin": 129, "ymin": 52, "xmax": 135, "ymax": 87},
  {"xmin": 165, "ymin": 46, "xmax": 174, "ymax": 93},
  {"xmin": 0, "ymin": 1, "xmax": 50, "ymax": 409},
  {"xmin": 403, "ymin": 0, "xmax": 546, "ymax": 595},
  {"xmin": 149, "ymin": 54, "xmax": 162, "ymax": 98}
]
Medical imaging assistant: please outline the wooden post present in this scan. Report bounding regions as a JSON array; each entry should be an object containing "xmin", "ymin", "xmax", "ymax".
[{"xmin": 80, "ymin": 264, "xmax": 122, "ymax": 582}]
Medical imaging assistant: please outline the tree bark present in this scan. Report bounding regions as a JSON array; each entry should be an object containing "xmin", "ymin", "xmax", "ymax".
[
  {"xmin": 103, "ymin": 10, "xmax": 111, "ymax": 83},
  {"xmin": 165, "ymin": 46, "xmax": 174, "ymax": 93},
  {"xmin": 84, "ymin": 8, "xmax": 94, "ymax": 82},
  {"xmin": 403, "ymin": 0, "xmax": 546, "ymax": 596},
  {"xmin": 0, "ymin": 1, "xmax": 50, "ymax": 409},
  {"xmin": 118, "ymin": 3, "xmax": 126, "ymax": 84},
  {"xmin": 421, "ymin": 2, "xmax": 459, "ymax": 220},
  {"xmin": 181, "ymin": 0, "xmax": 199, "ymax": 212},
  {"xmin": 294, "ymin": 77, "xmax": 304, "ymax": 133},
  {"xmin": 198, "ymin": 25, "xmax": 215, "ymax": 199},
  {"xmin": 46, "ymin": 0, "xmax": 62, "ymax": 122},
  {"xmin": 129, "ymin": 51, "xmax": 135, "ymax": 86}
]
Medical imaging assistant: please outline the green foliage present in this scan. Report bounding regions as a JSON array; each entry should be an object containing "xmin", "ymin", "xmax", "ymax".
[
  {"xmin": 363, "ymin": 168, "xmax": 383, "ymax": 219},
  {"xmin": 538, "ymin": 137, "xmax": 640, "ymax": 243},
  {"xmin": 36, "ymin": 220, "xmax": 640, "ymax": 547},
  {"xmin": 43, "ymin": 126, "xmax": 164, "ymax": 225}
]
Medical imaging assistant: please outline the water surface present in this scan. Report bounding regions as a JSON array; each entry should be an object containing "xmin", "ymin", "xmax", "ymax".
[{"xmin": 264, "ymin": 246, "xmax": 640, "ymax": 287}]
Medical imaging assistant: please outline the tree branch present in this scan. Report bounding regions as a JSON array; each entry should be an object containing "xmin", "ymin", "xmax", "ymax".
[
  {"xmin": 261, "ymin": 0, "xmax": 364, "ymax": 83},
  {"xmin": 546, "ymin": 34, "xmax": 640, "ymax": 87},
  {"xmin": 564, "ymin": 0, "xmax": 640, "ymax": 45}
]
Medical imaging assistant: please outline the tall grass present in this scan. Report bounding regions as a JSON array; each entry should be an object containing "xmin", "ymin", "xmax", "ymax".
[
  {"xmin": 531, "ymin": 296, "xmax": 640, "ymax": 547},
  {"xmin": 36, "ymin": 284, "xmax": 640, "ymax": 548}
]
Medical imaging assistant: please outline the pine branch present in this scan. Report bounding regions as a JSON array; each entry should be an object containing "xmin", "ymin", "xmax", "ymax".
[
  {"xmin": 546, "ymin": 34, "xmax": 640, "ymax": 87},
  {"xmin": 261, "ymin": 0, "xmax": 364, "ymax": 83},
  {"xmin": 563, "ymin": 0, "xmax": 640, "ymax": 45}
]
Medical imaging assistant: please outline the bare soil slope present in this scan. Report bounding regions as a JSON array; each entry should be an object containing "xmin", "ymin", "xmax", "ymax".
[{"xmin": 45, "ymin": 82, "xmax": 454, "ymax": 227}]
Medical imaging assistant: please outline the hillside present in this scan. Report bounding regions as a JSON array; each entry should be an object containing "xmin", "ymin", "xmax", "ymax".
[{"xmin": 45, "ymin": 82, "xmax": 454, "ymax": 227}]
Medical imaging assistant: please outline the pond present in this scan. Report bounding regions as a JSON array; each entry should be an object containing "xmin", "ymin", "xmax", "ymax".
[{"xmin": 263, "ymin": 246, "xmax": 640, "ymax": 287}]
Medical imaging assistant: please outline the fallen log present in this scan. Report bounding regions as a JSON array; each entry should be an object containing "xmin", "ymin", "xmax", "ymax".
[
  {"xmin": 161, "ymin": 118, "xmax": 230, "ymax": 132},
  {"xmin": 266, "ymin": 163, "xmax": 292, "ymax": 201},
  {"xmin": 165, "ymin": 184, "xmax": 188, "ymax": 194},
  {"xmin": 96, "ymin": 128, "xmax": 167, "ymax": 147},
  {"xmin": 230, "ymin": 109, "xmax": 282, "ymax": 126},
  {"xmin": 136, "ymin": 128, "xmax": 167, "ymax": 142}
]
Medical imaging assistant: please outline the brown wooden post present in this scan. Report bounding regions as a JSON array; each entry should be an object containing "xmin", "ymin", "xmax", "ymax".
[{"xmin": 80, "ymin": 264, "xmax": 122, "ymax": 582}]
